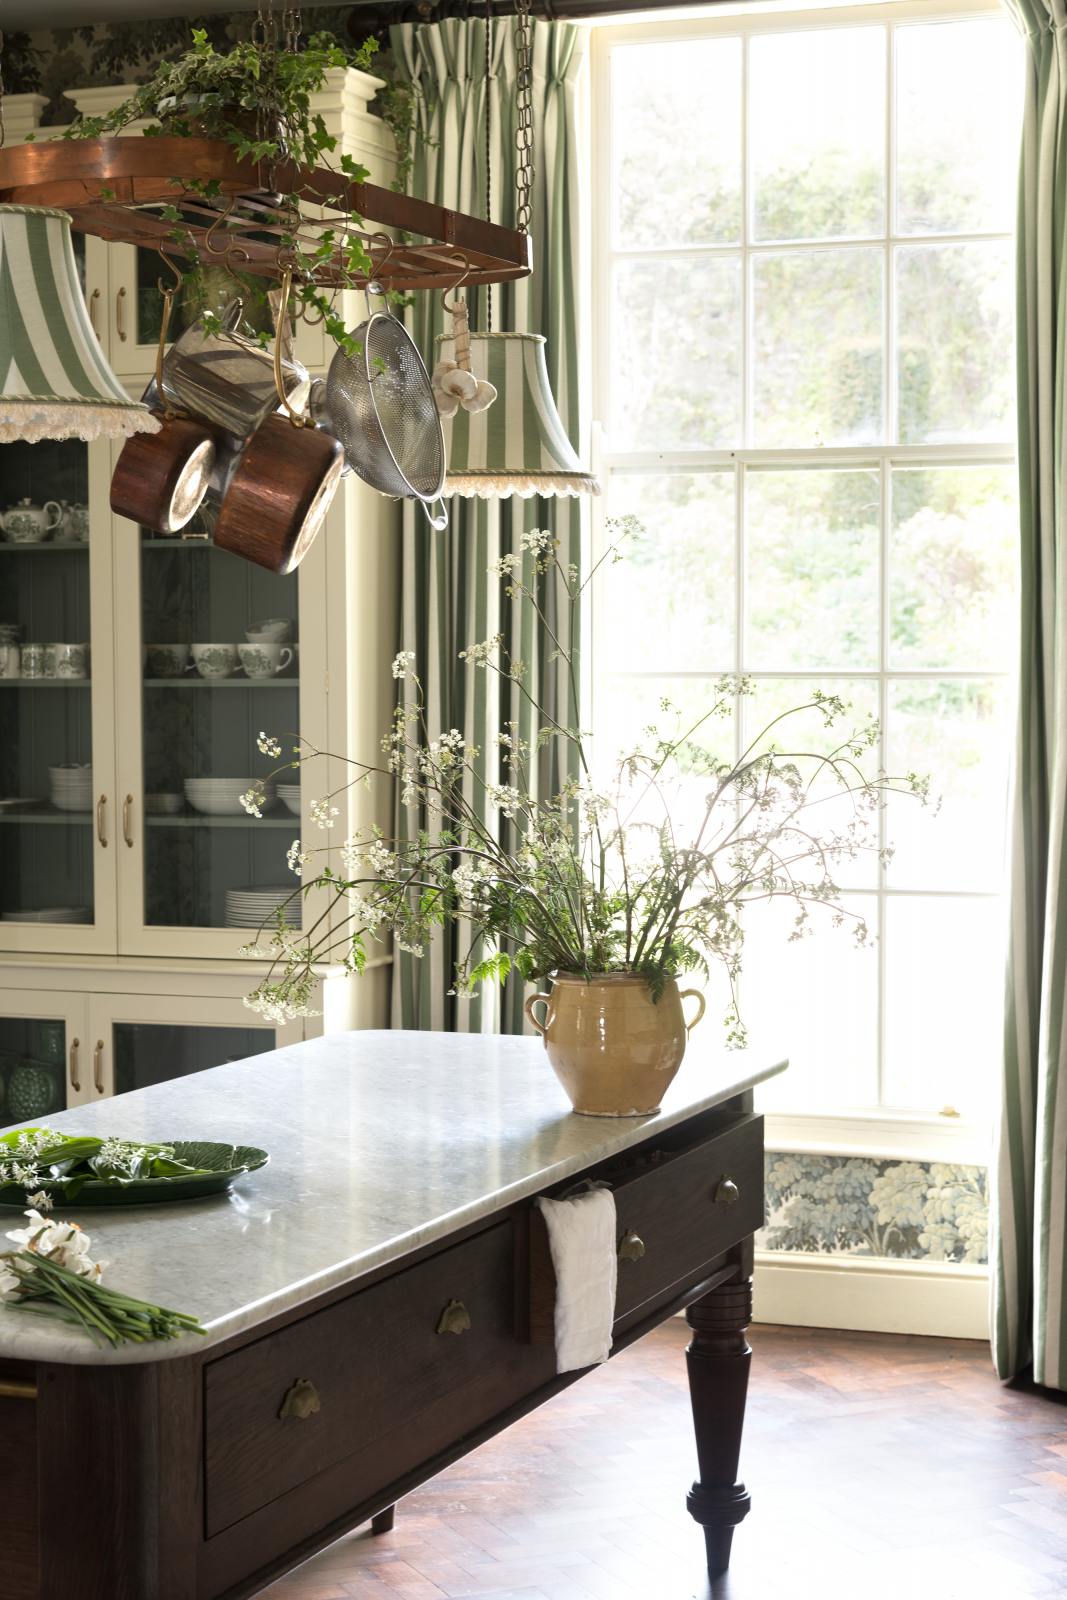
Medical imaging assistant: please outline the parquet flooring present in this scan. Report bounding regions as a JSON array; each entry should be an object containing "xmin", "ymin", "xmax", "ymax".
[{"xmin": 262, "ymin": 1321, "xmax": 1067, "ymax": 1600}]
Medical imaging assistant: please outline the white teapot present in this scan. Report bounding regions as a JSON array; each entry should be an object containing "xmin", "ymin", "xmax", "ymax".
[{"xmin": 1, "ymin": 499, "xmax": 63, "ymax": 543}]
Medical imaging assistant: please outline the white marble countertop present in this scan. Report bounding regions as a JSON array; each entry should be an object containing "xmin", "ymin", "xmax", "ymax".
[{"xmin": 0, "ymin": 1029, "xmax": 786, "ymax": 1366}]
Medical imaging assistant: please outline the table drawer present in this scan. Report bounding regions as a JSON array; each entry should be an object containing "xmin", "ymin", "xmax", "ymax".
[
  {"xmin": 611, "ymin": 1114, "xmax": 763, "ymax": 1318},
  {"xmin": 204, "ymin": 1218, "xmax": 540, "ymax": 1537}
]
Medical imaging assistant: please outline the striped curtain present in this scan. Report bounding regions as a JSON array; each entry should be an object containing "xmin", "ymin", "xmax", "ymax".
[
  {"xmin": 993, "ymin": 0, "xmax": 1067, "ymax": 1391},
  {"xmin": 388, "ymin": 19, "xmax": 586, "ymax": 1033}
]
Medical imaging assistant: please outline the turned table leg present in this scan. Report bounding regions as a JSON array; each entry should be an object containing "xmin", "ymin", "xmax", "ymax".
[
  {"xmin": 371, "ymin": 1504, "xmax": 396, "ymax": 1535},
  {"xmin": 684, "ymin": 1274, "xmax": 753, "ymax": 1575}
]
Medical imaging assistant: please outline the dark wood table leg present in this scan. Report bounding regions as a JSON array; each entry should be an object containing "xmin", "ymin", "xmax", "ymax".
[
  {"xmin": 684, "ymin": 1272, "xmax": 753, "ymax": 1575},
  {"xmin": 371, "ymin": 1504, "xmax": 396, "ymax": 1535}
]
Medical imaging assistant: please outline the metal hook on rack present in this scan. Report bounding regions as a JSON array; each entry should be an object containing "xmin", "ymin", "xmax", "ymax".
[
  {"xmin": 272, "ymin": 267, "xmax": 307, "ymax": 427},
  {"xmin": 153, "ymin": 240, "xmax": 187, "ymax": 415}
]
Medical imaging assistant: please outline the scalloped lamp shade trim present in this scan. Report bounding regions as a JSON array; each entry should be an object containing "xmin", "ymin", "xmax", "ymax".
[
  {"xmin": 436, "ymin": 331, "xmax": 598, "ymax": 499},
  {"xmin": 0, "ymin": 203, "xmax": 160, "ymax": 445}
]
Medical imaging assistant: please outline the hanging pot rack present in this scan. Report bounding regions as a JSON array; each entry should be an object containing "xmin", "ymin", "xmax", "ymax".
[{"xmin": 0, "ymin": 137, "xmax": 532, "ymax": 293}]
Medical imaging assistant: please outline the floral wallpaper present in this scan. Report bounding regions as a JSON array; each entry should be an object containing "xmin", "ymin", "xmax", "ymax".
[{"xmin": 760, "ymin": 1153, "xmax": 989, "ymax": 1264}]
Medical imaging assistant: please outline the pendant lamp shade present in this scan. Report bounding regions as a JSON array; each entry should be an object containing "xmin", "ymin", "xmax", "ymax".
[
  {"xmin": 436, "ymin": 331, "xmax": 598, "ymax": 498},
  {"xmin": 0, "ymin": 204, "xmax": 160, "ymax": 445}
]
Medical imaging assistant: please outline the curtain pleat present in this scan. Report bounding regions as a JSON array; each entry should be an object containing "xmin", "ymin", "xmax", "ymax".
[
  {"xmin": 994, "ymin": 0, "xmax": 1067, "ymax": 1390},
  {"xmin": 388, "ymin": 19, "xmax": 585, "ymax": 1033}
]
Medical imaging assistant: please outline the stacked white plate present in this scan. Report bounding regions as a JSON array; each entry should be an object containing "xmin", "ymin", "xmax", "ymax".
[
  {"xmin": 184, "ymin": 778, "xmax": 275, "ymax": 817},
  {"xmin": 225, "ymin": 886, "xmax": 300, "ymax": 930},
  {"xmin": 49, "ymin": 764, "xmax": 92, "ymax": 812},
  {"xmin": 2, "ymin": 907, "xmax": 91, "ymax": 923},
  {"xmin": 278, "ymin": 783, "xmax": 301, "ymax": 816}
]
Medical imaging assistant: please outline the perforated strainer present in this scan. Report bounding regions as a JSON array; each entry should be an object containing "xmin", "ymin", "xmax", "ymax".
[{"xmin": 324, "ymin": 293, "xmax": 448, "ymax": 531}]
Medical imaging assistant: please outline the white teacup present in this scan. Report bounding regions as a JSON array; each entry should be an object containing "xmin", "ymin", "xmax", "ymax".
[
  {"xmin": 145, "ymin": 643, "xmax": 192, "ymax": 678},
  {"xmin": 192, "ymin": 643, "xmax": 239, "ymax": 679},
  {"xmin": 245, "ymin": 618, "xmax": 293, "ymax": 644},
  {"xmin": 52, "ymin": 643, "xmax": 89, "ymax": 679},
  {"xmin": 0, "ymin": 643, "xmax": 19, "ymax": 678},
  {"xmin": 239, "ymin": 642, "xmax": 294, "ymax": 678},
  {"xmin": 20, "ymin": 643, "xmax": 47, "ymax": 679}
]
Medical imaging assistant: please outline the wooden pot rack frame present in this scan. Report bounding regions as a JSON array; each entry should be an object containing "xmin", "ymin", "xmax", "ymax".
[{"xmin": 0, "ymin": 137, "xmax": 532, "ymax": 292}]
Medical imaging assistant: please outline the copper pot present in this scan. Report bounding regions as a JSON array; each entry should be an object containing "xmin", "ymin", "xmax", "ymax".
[
  {"xmin": 110, "ymin": 411, "xmax": 217, "ymax": 534},
  {"xmin": 213, "ymin": 414, "xmax": 343, "ymax": 574}
]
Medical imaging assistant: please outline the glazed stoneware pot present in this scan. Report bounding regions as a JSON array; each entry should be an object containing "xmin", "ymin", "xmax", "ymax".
[{"xmin": 524, "ymin": 972, "xmax": 706, "ymax": 1117}]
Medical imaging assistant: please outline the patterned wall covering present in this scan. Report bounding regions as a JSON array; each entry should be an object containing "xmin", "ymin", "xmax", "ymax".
[{"xmin": 760, "ymin": 1154, "xmax": 989, "ymax": 1264}]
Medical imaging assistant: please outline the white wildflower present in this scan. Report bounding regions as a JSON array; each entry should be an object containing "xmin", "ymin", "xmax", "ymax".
[
  {"xmin": 520, "ymin": 528, "xmax": 554, "ymax": 556},
  {"xmin": 6, "ymin": 1210, "xmax": 104, "ymax": 1283},
  {"xmin": 459, "ymin": 632, "xmax": 503, "ymax": 668},
  {"xmin": 395, "ymin": 936, "xmax": 424, "ymax": 957},
  {"xmin": 256, "ymin": 731, "xmax": 282, "ymax": 759},
  {"xmin": 240, "ymin": 786, "xmax": 266, "ymax": 819},
  {"xmin": 366, "ymin": 839, "xmax": 398, "ymax": 876},
  {"xmin": 25, "ymin": 1190, "xmax": 53, "ymax": 1213},
  {"xmin": 490, "ymin": 552, "xmax": 522, "ymax": 577},
  {"xmin": 485, "ymin": 783, "xmax": 523, "ymax": 819},
  {"xmin": 309, "ymin": 797, "xmax": 339, "ymax": 830},
  {"xmin": 286, "ymin": 838, "xmax": 311, "ymax": 877},
  {"xmin": 392, "ymin": 649, "xmax": 417, "ymax": 680}
]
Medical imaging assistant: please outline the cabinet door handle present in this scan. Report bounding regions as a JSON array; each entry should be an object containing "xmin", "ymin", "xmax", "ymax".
[
  {"xmin": 436, "ymin": 1299, "xmax": 471, "ymax": 1335},
  {"xmin": 278, "ymin": 1378, "xmax": 320, "ymax": 1419},
  {"xmin": 93, "ymin": 1039, "xmax": 105, "ymax": 1095},
  {"xmin": 69, "ymin": 1036, "xmax": 81, "ymax": 1093},
  {"xmin": 618, "ymin": 1230, "xmax": 646, "ymax": 1261},
  {"xmin": 88, "ymin": 288, "xmax": 101, "ymax": 336},
  {"xmin": 122, "ymin": 794, "xmax": 134, "ymax": 848},
  {"xmin": 115, "ymin": 285, "xmax": 128, "ymax": 341},
  {"xmin": 714, "ymin": 1177, "xmax": 740, "ymax": 1207},
  {"xmin": 96, "ymin": 794, "xmax": 108, "ymax": 847}
]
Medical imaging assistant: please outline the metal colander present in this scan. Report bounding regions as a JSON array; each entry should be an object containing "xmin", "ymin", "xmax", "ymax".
[{"xmin": 324, "ymin": 308, "xmax": 447, "ymax": 530}]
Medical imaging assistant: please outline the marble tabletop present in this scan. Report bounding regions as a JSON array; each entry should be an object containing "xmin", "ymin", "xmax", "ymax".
[{"xmin": 0, "ymin": 1029, "xmax": 786, "ymax": 1366}]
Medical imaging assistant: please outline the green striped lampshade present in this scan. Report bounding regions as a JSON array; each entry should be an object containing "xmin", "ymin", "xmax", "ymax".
[
  {"xmin": 436, "ymin": 331, "xmax": 598, "ymax": 498},
  {"xmin": 0, "ymin": 204, "xmax": 160, "ymax": 445}
]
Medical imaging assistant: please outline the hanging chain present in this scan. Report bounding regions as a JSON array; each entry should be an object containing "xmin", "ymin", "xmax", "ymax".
[
  {"xmin": 0, "ymin": 31, "xmax": 7, "ymax": 153},
  {"xmin": 283, "ymin": 8, "xmax": 302, "ymax": 53},
  {"xmin": 484, "ymin": 2, "xmax": 493, "ymax": 331},
  {"xmin": 514, "ymin": 0, "xmax": 534, "ymax": 235}
]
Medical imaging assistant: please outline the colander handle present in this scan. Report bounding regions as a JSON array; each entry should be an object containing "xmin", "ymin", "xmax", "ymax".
[{"xmin": 422, "ymin": 497, "xmax": 449, "ymax": 532}]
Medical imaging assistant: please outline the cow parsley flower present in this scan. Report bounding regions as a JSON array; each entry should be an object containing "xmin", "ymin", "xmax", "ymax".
[
  {"xmin": 459, "ymin": 633, "xmax": 503, "ymax": 668},
  {"xmin": 240, "ymin": 785, "xmax": 266, "ymax": 819},
  {"xmin": 310, "ymin": 797, "xmax": 339, "ymax": 830},
  {"xmin": 392, "ymin": 650, "xmax": 416, "ymax": 680},
  {"xmin": 256, "ymin": 731, "xmax": 282, "ymax": 759},
  {"xmin": 286, "ymin": 838, "xmax": 311, "ymax": 877}
]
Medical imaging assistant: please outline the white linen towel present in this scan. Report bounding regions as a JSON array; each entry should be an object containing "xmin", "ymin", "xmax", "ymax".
[{"xmin": 536, "ymin": 1185, "xmax": 618, "ymax": 1373}]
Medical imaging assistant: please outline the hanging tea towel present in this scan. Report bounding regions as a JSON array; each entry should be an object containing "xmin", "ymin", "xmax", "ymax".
[{"xmin": 535, "ymin": 1185, "xmax": 618, "ymax": 1373}]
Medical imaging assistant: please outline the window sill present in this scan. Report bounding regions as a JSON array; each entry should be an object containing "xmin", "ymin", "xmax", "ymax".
[{"xmin": 763, "ymin": 1109, "xmax": 993, "ymax": 1166}]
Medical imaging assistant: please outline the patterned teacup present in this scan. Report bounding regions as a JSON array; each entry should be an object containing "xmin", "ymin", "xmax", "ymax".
[
  {"xmin": 20, "ymin": 643, "xmax": 47, "ymax": 679},
  {"xmin": 0, "ymin": 643, "xmax": 19, "ymax": 679},
  {"xmin": 238, "ymin": 642, "xmax": 294, "ymax": 679},
  {"xmin": 53, "ymin": 643, "xmax": 89, "ymax": 679},
  {"xmin": 245, "ymin": 618, "xmax": 293, "ymax": 644},
  {"xmin": 192, "ymin": 643, "xmax": 239, "ymax": 679},
  {"xmin": 145, "ymin": 643, "xmax": 192, "ymax": 678}
]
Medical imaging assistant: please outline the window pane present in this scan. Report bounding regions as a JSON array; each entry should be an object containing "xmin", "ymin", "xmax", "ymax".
[
  {"xmin": 742, "ymin": 678, "xmax": 881, "ymax": 891},
  {"xmin": 603, "ymin": 474, "xmax": 735, "ymax": 672},
  {"xmin": 594, "ymin": 676, "xmax": 736, "ymax": 836},
  {"xmin": 752, "ymin": 249, "xmax": 883, "ymax": 446},
  {"xmin": 751, "ymin": 27, "xmax": 885, "ymax": 242},
  {"xmin": 743, "ymin": 894, "xmax": 880, "ymax": 1112},
  {"xmin": 884, "ymin": 896, "xmax": 1003, "ymax": 1114},
  {"xmin": 896, "ymin": 242, "xmax": 1014, "ymax": 443},
  {"xmin": 889, "ymin": 466, "xmax": 1018, "ymax": 670},
  {"xmin": 745, "ymin": 469, "xmax": 880, "ymax": 669},
  {"xmin": 896, "ymin": 18, "xmax": 1021, "ymax": 236},
  {"xmin": 885, "ymin": 679, "xmax": 1012, "ymax": 892},
  {"xmin": 611, "ymin": 38, "xmax": 742, "ymax": 249},
  {"xmin": 611, "ymin": 257, "xmax": 742, "ymax": 449}
]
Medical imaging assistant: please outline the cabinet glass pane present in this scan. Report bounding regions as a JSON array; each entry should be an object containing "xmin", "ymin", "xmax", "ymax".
[
  {"xmin": 0, "ymin": 1017, "xmax": 67, "ymax": 1128},
  {"xmin": 135, "ymin": 248, "xmax": 276, "ymax": 354},
  {"xmin": 0, "ymin": 440, "xmax": 95, "ymax": 926},
  {"xmin": 139, "ymin": 517, "xmax": 301, "ymax": 930},
  {"xmin": 113, "ymin": 1022, "xmax": 275, "ymax": 1096}
]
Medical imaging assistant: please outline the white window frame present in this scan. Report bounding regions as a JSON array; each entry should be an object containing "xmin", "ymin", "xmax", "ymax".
[{"xmin": 588, "ymin": 0, "xmax": 1015, "ymax": 1161}]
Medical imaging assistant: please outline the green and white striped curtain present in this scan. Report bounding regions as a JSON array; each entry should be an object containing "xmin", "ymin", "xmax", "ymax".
[
  {"xmin": 994, "ymin": 0, "xmax": 1067, "ymax": 1391},
  {"xmin": 388, "ymin": 19, "xmax": 585, "ymax": 1033}
]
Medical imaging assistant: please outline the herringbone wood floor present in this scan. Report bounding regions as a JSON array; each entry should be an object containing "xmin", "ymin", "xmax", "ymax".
[{"xmin": 262, "ymin": 1322, "xmax": 1067, "ymax": 1600}]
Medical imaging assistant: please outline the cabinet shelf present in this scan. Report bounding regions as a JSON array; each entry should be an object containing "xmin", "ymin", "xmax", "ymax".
[
  {"xmin": 0, "ymin": 541, "xmax": 89, "ymax": 553},
  {"xmin": 146, "ymin": 814, "xmax": 299, "ymax": 828},
  {"xmin": 143, "ymin": 677, "xmax": 299, "ymax": 689},
  {"xmin": 0, "ymin": 810, "xmax": 91, "ymax": 825},
  {"xmin": 0, "ymin": 678, "xmax": 91, "ymax": 688}
]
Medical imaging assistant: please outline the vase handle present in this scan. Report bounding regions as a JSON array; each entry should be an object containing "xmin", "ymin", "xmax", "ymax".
[
  {"xmin": 524, "ymin": 992, "xmax": 551, "ymax": 1036},
  {"xmin": 678, "ymin": 988, "xmax": 706, "ymax": 1036}
]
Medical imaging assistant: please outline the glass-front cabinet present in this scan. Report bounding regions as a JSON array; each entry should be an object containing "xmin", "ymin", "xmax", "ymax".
[{"xmin": 0, "ymin": 439, "xmax": 116, "ymax": 953}]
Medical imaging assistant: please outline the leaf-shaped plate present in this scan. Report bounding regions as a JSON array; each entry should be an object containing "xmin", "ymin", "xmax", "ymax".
[{"xmin": 0, "ymin": 1141, "xmax": 269, "ymax": 1208}]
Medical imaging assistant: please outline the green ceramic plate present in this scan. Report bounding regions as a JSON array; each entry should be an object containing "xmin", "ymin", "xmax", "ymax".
[{"xmin": 0, "ymin": 1141, "xmax": 269, "ymax": 1208}]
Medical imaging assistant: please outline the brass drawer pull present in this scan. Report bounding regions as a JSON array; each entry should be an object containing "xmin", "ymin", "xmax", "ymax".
[
  {"xmin": 714, "ymin": 1177, "xmax": 740, "ymax": 1207},
  {"xmin": 0, "ymin": 1378, "xmax": 37, "ymax": 1401},
  {"xmin": 88, "ymin": 287, "xmax": 101, "ymax": 336},
  {"xmin": 93, "ymin": 1039, "xmax": 105, "ymax": 1095},
  {"xmin": 122, "ymin": 793, "xmax": 134, "ymax": 848},
  {"xmin": 96, "ymin": 794, "xmax": 108, "ymax": 847},
  {"xmin": 618, "ymin": 1231, "xmax": 646, "ymax": 1261},
  {"xmin": 436, "ymin": 1299, "xmax": 471, "ymax": 1335},
  {"xmin": 116, "ymin": 284, "xmax": 128, "ymax": 341},
  {"xmin": 278, "ymin": 1377, "xmax": 320, "ymax": 1419},
  {"xmin": 69, "ymin": 1036, "xmax": 81, "ymax": 1093}
]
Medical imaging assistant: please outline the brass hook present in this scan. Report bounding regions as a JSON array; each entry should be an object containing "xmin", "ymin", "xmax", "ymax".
[
  {"xmin": 440, "ymin": 253, "xmax": 472, "ymax": 315},
  {"xmin": 272, "ymin": 267, "xmax": 306, "ymax": 428}
]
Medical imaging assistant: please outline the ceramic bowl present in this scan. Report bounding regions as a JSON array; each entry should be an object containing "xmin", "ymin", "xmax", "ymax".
[{"xmin": 145, "ymin": 792, "xmax": 184, "ymax": 816}]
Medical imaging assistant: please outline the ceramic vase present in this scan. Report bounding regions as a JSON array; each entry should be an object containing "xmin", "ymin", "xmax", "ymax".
[{"xmin": 524, "ymin": 972, "xmax": 706, "ymax": 1117}]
